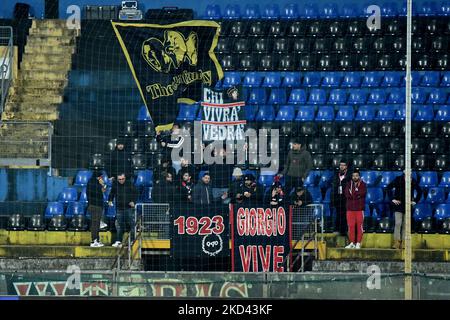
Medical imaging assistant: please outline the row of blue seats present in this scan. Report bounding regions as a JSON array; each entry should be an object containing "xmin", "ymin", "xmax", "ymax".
[
  {"xmin": 178, "ymin": 103, "xmax": 450, "ymax": 122},
  {"xmin": 219, "ymin": 71, "xmax": 450, "ymax": 88},
  {"xmin": 202, "ymin": 2, "xmax": 450, "ymax": 20}
]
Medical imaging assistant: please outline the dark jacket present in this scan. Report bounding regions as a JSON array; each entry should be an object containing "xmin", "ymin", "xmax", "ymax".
[
  {"xmin": 207, "ymin": 163, "xmax": 234, "ymax": 188},
  {"xmin": 386, "ymin": 175, "xmax": 422, "ymax": 214},
  {"xmin": 178, "ymin": 180, "xmax": 194, "ymax": 203},
  {"xmin": 177, "ymin": 164, "xmax": 197, "ymax": 183},
  {"xmin": 108, "ymin": 179, "xmax": 138, "ymax": 210},
  {"xmin": 331, "ymin": 170, "xmax": 352, "ymax": 209},
  {"xmin": 270, "ymin": 188, "xmax": 285, "ymax": 208},
  {"xmin": 152, "ymin": 180, "xmax": 176, "ymax": 204},
  {"xmin": 344, "ymin": 180, "xmax": 367, "ymax": 211},
  {"xmin": 228, "ymin": 178, "xmax": 245, "ymax": 204},
  {"xmin": 154, "ymin": 165, "xmax": 177, "ymax": 184},
  {"xmin": 108, "ymin": 149, "xmax": 132, "ymax": 178},
  {"xmin": 290, "ymin": 190, "xmax": 313, "ymax": 207},
  {"xmin": 86, "ymin": 177, "xmax": 106, "ymax": 207},
  {"xmin": 192, "ymin": 181, "xmax": 216, "ymax": 205},
  {"xmin": 240, "ymin": 183, "xmax": 264, "ymax": 205},
  {"xmin": 281, "ymin": 146, "xmax": 313, "ymax": 179}
]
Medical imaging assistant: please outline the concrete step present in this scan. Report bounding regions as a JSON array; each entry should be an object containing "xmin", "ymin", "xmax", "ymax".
[
  {"xmin": 20, "ymin": 70, "xmax": 68, "ymax": 81},
  {"xmin": 0, "ymin": 245, "xmax": 119, "ymax": 258},
  {"xmin": 29, "ymin": 27, "xmax": 77, "ymax": 37},
  {"xmin": 325, "ymin": 248, "xmax": 450, "ymax": 262},
  {"xmin": 1, "ymin": 111, "xmax": 59, "ymax": 121},
  {"xmin": 25, "ymin": 45, "xmax": 75, "ymax": 55},
  {"xmin": 32, "ymin": 19, "xmax": 71, "ymax": 29},
  {"xmin": 9, "ymin": 86, "xmax": 64, "ymax": 96},
  {"xmin": 8, "ymin": 94, "xmax": 63, "ymax": 104},
  {"xmin": 313, "ymin": 260, "xmax": 450, "ymax": 273},
  {"xmin": 13, "ymin": 79, "xmax": 67, "ymax": 89},
  {"xmin": 21, "ymin": 60, "xmax": 71, "ymax": 71},
  {"xmin": 26, "ymin": 36, "xmax": 75, "ymax": 46},
  {"xmin": 5, "ymin": 102, "xmax": 60, "ymax": 113},
  {"xmin": 22, "ymin": 52, "xmax": 72, "ymax": 64},
  {"xmin": 0, "ymin": 258, "xmax": 118, "ymax": 271}
]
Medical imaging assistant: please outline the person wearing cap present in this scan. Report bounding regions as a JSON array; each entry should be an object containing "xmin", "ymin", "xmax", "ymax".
[
  {"xmin": 108, "ymin": 138, "xmax": 132, "ymax": 179},
  {"xmin": 278, "ymin": 139, "xmax": 313, "ymax": 195},
  {"xmin": 269, "ymin": 181, "xmax": 285, "ymax": 208},
  {"xmin": 240, "ymin": 173, "xmax": 263, "ymax": 206},
  {"xmin": 192, "ymin": 172, "xmax": 228, "ymax": 205},
  {"xmin": 87, "ymin": 170, "xmax": 107, "ymax": 247},
  {"xmin": 344, "ymin": 170, "xmax": 367, "ymax": 249},
  {"xmin": 290, "ymin": 186, "xmax": 313, "ymax": 208},
  {"xmin": 228, "ymin": 167, "xmax": 245, "ymax": 204},
  {"xmin": 331, "ymin": 159, "xmax": 352, "ymax": 236}
]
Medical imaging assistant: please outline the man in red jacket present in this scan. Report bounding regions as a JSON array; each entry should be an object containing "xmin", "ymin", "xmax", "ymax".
[{"xmin": 344, "ymin": 170, "xmax": 367, "ymax": 249}]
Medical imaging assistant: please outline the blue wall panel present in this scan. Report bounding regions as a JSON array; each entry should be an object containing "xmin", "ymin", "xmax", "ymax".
[{"xmin": 0, "ymin": 169, "xmax": 8, "ymax": 201}]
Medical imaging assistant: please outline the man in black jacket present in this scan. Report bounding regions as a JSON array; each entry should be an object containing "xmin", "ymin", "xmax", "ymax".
[
  {"xmin": 86, "ymin": 171, "xmax": 107, "ymax": 247},
  {"xmin": 152, "ymin": 172, "xmax": 176, "ymax": 204},
  {"xmin": 331, "ymin": 159, "xmax": 352, "ymax": 235},
  {"xmin": 240, "ymin": 174, "xmax": 263, "ymax": 206},
  {"xmin": 108, "ymin": 139, "xmax": 132, "ymax": 179},
  {"xmin": 386, "ymin": 173, "xmax": 423, "ymax": 249},
  {"xmin": 291, "ymin": 186, "xmax": 313, "ymax": 208},
  {"xmin": 108, "ymin": 173, "xmax": 139, "ymax": 247},
  {"xmin": 178, "ymin": 171, "xmax": 194, "ymax": 203},
  {"xmin": 192, "ymin": 172, "xmax": 227, "ymax": 205}
]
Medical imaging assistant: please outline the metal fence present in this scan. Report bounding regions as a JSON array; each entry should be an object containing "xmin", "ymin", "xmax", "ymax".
[
  {"xmin": 136, "ymin": 203, "xmax": 170, "ymax": 241},
  {"xmin": 0, "ymin": 26, "xmax": 13, "ymax": 115}
]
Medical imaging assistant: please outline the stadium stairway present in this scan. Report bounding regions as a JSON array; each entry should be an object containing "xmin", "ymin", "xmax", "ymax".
[
  {"xmin": 0, "ymin": 19, "xmax": 75, "ymax": 161},
  {"xmin": 0, "ymin": 230, "xmax": 142, "ymax": 271}
]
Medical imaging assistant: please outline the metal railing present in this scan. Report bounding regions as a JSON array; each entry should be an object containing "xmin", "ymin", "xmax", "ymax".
[{"xmin": 0, "ymin": 26, "xmax": 13, "ymax": 115}]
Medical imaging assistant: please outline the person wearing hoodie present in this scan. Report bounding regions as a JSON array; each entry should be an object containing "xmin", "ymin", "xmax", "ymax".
[
  {"xmin": 386, "ymin": 172, "xmax": 422, "ymax": 249},
  {"xmin": 192, "ymin": 172, "xmax": 228, "ymax": 205},
  {"xmin": 344, "ymin": 170, "xmax": 367, "ymax": 249},
  {"xmin": 86, "ymin": 170, "xmax": 107, "ymax": 248},
  {"xmin": 108, "ymin": 138, "xmax": 132, "ymax": 179},
  {"xmin": 278, "ymin": 139, "xmax": 313, "ymax": 195},
  {"xmin": 290, "ymin": 186, "xmax": 313, "ymax": 208}
]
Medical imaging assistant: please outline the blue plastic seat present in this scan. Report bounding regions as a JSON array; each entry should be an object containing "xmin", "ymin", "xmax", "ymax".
[
  {"xmin": 176, "ymin": 103, "xmax": 199, "ymax": 121},
  {"xmin": 262, "ymin": 72, "xmax": 281, "ymax": 88},
  {"xmin": 243, "ymin": 72, "xmax": 263, "ymax": 87},
  {"xmin": 440, "ymin": 2, "xmax": 450, "ymax": 16},
  {"xmin": 79, "ymin": 187, "xmax": 88, "ymax": 204},
  {"xmin": 328, "ymin": 89, "xmax": 347, "ymax": 105},
  {"xmin": 316, "ymin": 106, "xmax": 335, "ymax": 121},
  {"xmin": 436, "ymin": 105, "xmax": 450, "ymax": 121},
  {"xmin": 426, "ymin": 187, "xmax": 446, "ymax": 204},
  {"xmin": 65, "ymin": 202, "xmax": 85, "ymax": 218},
  {"xmin": 258, "ymin": 174, "xmax": 275, "ymax": 188},
  {"xmin": 308, "ymin": 89, "xmax": 327, "ymax": 105},
  {"xmin": 276, "ymin": 105, "xmax": 295, "ymax": 121},
  {"xmin": 361, "ymin": 171, "xmax": 380, "ymax": 187},
  {"xmin": 366, "ymin": 188, "xmax": 384, "ymax": 204},
  {"xmin": 296, "ymin": 106, "xmax": 315, "ymax": 121},
  {"xmin": 58, "ymin": 187, "xmax": 78, "ymax": 204},
  {"xmin": 301, "ymin": 3, "xmax": 319, "ymax": 18},
  {"xmin": 222, "ymin": 72, "xmax": 241, "ymax": 88},
  {"xmin": 414, "ymin": 105, "xmax": 435, "ymax": 121},
  {"xmin": 412, "ymin": 87, "xmax": 427, "ymax": 104},
  {"xmin": 403, "ymin": 72, "xmax": 422, "ymax": 87},
  {"xmin": 243, "ymin": 4, "xmax": 260, "ymax": 19},
  {"xmin": 105, "ymin": 201, "xmax": 116, "ymax": 218},
  {"xmin": 413, "ymin": 203, "xmax": 433, "ymax": 221},
  {"xmin": 281, "ymin": 72, "xmax": 301, "ymax": 87},
  {"xmin": 255, "ymin": 105, "xmax": 275, "ymax": 121},
  {"xmin": 417, "ymin": 1, "xmax": 438, "ymax": 16},
  {"xmin": 135, "ymin": 170, "xmax": 153, "ymax": 188},
  {"xmin": 303, "ymin": 171, "xmax": 319, "ymax": 187},
  {"xmin": 435, "ymin": 204, "xmax": 450, "ymax": 221},
  {"xmin": 307, "ymin": 187, "xmax": 322, "ymax": 203},
  {"xmin": 321, "ymin": 3, "xmax": 339, "ymax": 18},
  {"xmin": 303, "ymin": 73, "xmax": 322, "ymax": 87},
  {"xmin": 419, "ymin": 171, "xmax": 438, "ymax": 188},
  {"xmin": 439, "ymin": 172, "xmax": 450, "ymax": 188},
  {"xmin": 321, "ymin": 72, "xmax": 342, "ymax": 87},
  {"xmin": 342, "ymin": 3, "xmax": 359, "ymax": 17},
  {"xmin": 381, "ymin": 72, "xmax": 402, "ymax": 87},
  {"xmin": 362, "ymin": 72, "xmax": 383, "ymax": 87},
  {"xmin": 376, "ymin": 105, "xmax": 395, "ymax": 121},
  {"xmin": 341, "ymin": 72, "xmax": 362, "ymax": 87},
  {"xmin": 137, "ymin": 105, "xmax": 151, "ymax": 121},
  {"xmin": 245, "ymin": 105, "xmax": 258, "ymax": 121},
  {"xmin": 45, "ymin": 202, "xmax": 64, "ymax": 219},
  {"xmin": 74, "ymin": 170, "xmax": 93, "ymax": 187},
  {"xmin": 323, "ymin": 188, "xmax": 331, "ymax": 203},
  {"xmin": 427, "ymin": 88, "xmax": 447, "ymax": 104},
  {"xmin": 441, "ymin": 72, "xmax": 450, "ymax": 86},
  {"xmin": 223, "ymin": 4, "xmax": 241, "ymax": 19},
  {"xmin": 262, "ymin": 4, "xmax": 280, "ymax": 19},
  {"xmin": 247, "ymin": 88, "xmax": 267, "ymax": 105},
  {"xmin": 380, "ymin": 171, "xmax": 399, "ymax": 188},
  {"xmin": 394, "ymin": 106, "xmax": 406, "ymax": 121},
  {"xmin": 335, "ymin": 105, "xmax": 354, "ymax": 121},
  {"xmin": 387, "ymin": 88, "xmax": 406, "ymax": 104},
  {"xmin": 381, "ymin": 2, "xmax": 399, "ymax": 17},
  {"xmin": 288, "ymin": 89, "xmax": 307, "ymax": 104},
  {"xmin": 420, "ymin": 72, "xmax": 440, "ymax": 87},
  {"xmin": 281, "ymin": 3, "xmax": 299, "ymax": 19},
  {"xmin": 203, "ymin": 5, "xmax": 221, "ymax": 19},
  {"xmin": 319, "ymin": 170, "xmax": 334, "ymax": 189},
  {"xmin": 355, "ymin": 105, "xmax": 376, "ymax": 121},
  {"xmin": 268, "ymin": 88, "xmax": 287, "ymax": 105},
  {"xmin": 347, "ymin": 89, "xmax": 367, "ymax": 105},
  {"xmin": 367, "ymin": 89, "xmax": 387, "ymax": 104}
]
